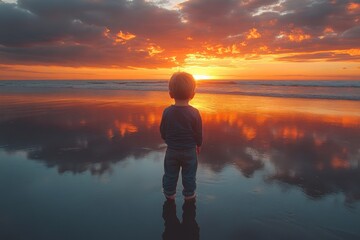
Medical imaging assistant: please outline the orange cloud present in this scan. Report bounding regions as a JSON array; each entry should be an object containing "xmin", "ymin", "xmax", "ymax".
[
  {"xmin": 115, "ymin": 31, "xmax": 136, "ymax": 44},
  {"xmin": 347, "ymin": 2, "xmax": 360, "ymax": 12},
  {"xmin": 246, "ymin": 28, "xmax": 261, "ymax": 39},
  {"xmin": 0, "ymin": 0, "xmax": 359, "ymax": 79},
  {"xmin": 278, "ymin": 29, "xmax": 311, "ymax": 43}
]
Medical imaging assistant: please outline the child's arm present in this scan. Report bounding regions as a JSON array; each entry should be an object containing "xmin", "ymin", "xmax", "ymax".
[
  {"xmin": 159, "ymin": 110, "xmax": 167, "ymax": 140},
  {"xmin": 194, "ymin": 110, "xmax": 202, "ymax": 151}
]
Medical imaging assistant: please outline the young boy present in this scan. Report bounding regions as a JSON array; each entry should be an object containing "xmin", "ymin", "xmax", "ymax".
[{"xmin": 160, "ymin": 72, "xmax": 202, "ymax": 201}]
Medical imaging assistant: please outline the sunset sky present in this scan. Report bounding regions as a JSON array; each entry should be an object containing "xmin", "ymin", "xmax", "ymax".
[{"xmin": 0, "ymin": 0, "xmax": 359, "ymax": 80}]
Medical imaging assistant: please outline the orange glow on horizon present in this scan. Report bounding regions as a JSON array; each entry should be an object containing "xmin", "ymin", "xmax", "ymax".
[
  {"xmin": 1, "ymin": 50, "xmax": 360, "ymax": 81},
  {"xmin": 193, "ymin": 74, "xmax": 212, "ymax": 80}
]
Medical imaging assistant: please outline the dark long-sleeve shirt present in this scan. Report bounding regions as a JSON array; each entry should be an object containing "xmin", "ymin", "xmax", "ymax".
[{"xmin": 160, "ymin": 105, "xmax": 202, "ymax": 149}]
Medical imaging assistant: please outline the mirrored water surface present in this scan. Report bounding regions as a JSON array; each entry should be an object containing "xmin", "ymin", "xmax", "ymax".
[{"xmin": 0, "ymin": 88, "xmax": 360, "ymax": 240}]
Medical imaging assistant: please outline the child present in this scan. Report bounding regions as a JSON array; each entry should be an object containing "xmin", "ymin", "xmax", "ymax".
[{"xmin": 160, "ymin": 72, "xmax": 202, "ymax": 201}]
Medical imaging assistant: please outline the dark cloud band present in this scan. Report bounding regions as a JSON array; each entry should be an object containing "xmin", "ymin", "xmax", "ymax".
[{"xmin": 0, "ymin": 0, "xmax": 359, "ymax": 67}]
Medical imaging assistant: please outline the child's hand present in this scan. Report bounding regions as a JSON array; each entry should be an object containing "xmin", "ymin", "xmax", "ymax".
[{"xmin": 196, "ymin": 146, "xmax": 201, "ymax": 155}]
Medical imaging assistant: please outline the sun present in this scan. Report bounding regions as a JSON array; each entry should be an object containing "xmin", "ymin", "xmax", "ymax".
[{"xmin": 193, "ymin": 74, "xmax": 212, "ymax": 81}]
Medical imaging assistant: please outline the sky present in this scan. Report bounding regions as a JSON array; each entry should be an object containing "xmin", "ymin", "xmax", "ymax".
[{"xmin": 0, "ymin": 0, "xmax": 359, "ymax": 80}]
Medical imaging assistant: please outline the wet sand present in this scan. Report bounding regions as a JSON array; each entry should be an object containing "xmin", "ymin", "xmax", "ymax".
[{"xmin": 0, "ymin": 88, "xmax": 360, "ymax": 240}]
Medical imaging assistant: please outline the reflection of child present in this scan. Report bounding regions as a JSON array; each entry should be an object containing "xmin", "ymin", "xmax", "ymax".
[
  {"xmin": 160, "ymin": 72, "xmax": 202, "ymax": 201},
  {"xmin": 162, "ymin": 199, "xmax": 199, "ymax": 240}
]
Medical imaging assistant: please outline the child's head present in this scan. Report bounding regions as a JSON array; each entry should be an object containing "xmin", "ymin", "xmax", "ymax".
[{"xmin": 169, "ymin": 72, "xmax": 196, "ymax": 100}]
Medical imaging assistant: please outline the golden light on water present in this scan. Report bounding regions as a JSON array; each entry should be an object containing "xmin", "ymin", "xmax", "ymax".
[{"xmin": 1, "ymin": 91, "xmax": 360, "ymax": 174}]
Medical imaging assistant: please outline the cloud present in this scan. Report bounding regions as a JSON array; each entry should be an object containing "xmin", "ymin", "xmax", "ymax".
[
  {"xmin": 277, "ymin": 51, "xmax": 360, "ymax": 62},
  {"xmin": 342, "ymin": 26, "xmax": 360, "ymax": 39},
  {"xmin": 1, "ymin": 93, "xmax": 359, "ymax": 203},
  {"xmin": 0, "ymin": 0, "xmax": 359, "ymax": 68}
]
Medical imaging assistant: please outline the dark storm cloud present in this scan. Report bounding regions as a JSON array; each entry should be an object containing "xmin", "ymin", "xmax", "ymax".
[
  {"xmin": 0, "ymin": 0, "xmax": 359, "ymax": 67},
  {"xmin": 342, "ymin": 26, "xmax": 360, "ymax": 39},
  {"xmin": 0, "ymin": 43, "xmax": 171, "ymax": 68},
  {"xmin": 0, "ymin": 1, "xmax": 105, "ymax": 46},
  {"xmin": 0, "ymin": 0, "xmax": 185, "ymax": 67}
]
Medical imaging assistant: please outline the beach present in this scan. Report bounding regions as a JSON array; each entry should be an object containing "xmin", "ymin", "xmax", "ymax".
[{"xmin": 0, "ymin": 83, "xmax": 360, "ymax": 240}]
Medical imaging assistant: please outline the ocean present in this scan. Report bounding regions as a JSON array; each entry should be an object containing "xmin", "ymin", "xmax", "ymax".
[
  {"xmin": 1, "ymin": 79, "xmax": 360, "ymax": 100},
  {"xmin": 0, "ymin": 80, "xmax": 360, "ymax": 240}
]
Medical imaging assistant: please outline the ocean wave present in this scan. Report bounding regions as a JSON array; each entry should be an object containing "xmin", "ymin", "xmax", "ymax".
[
  {"xmin": 224, "ymin": 91, "xmax": 360, "ymax": 101},
  {"xmin": 87, "ymin": 81, "xmax": 107, "ymax": 85},
  {"xmin": 198, "ymin": 80, "xmax": 237, "ymax": 85},
  {"xmin": 233, "ymin": 80, "xmax": 360, "ymax": 88},
  {"xmin": 116, "ymin": 80, "xmax": 166, "ymax": 84},
  {"xmin": 1, "ymin": 80, "xmax": 359, "ymax": 101}
]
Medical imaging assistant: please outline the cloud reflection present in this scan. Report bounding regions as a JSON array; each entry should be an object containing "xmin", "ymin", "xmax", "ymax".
[
  {"xmin": 0, "ymin": 99, "xmax": 165, "ymax": 175},
  {"xmin": 0, "ymin": 92, "xmax": 359, "ymax": 203}
]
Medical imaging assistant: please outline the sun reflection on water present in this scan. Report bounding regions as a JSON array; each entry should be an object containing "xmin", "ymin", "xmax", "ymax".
[{"xmin": 0, "ymin": 90, "xmax": 360, "ymax": 203}]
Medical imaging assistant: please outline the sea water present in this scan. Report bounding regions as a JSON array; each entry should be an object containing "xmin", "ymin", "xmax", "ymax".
[
  {"xmin": 0, "ymin": 82, "xmax": 360, "ymax": 240},
  {"xmin": 1, "ymin": 79, "xmax": 360, "ymax": 100}
]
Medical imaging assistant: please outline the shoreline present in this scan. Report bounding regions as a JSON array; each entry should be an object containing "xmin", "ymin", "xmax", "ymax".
[{"xmin": 1, "ymin": 79, "xmax": 360, "ymax": 101}]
